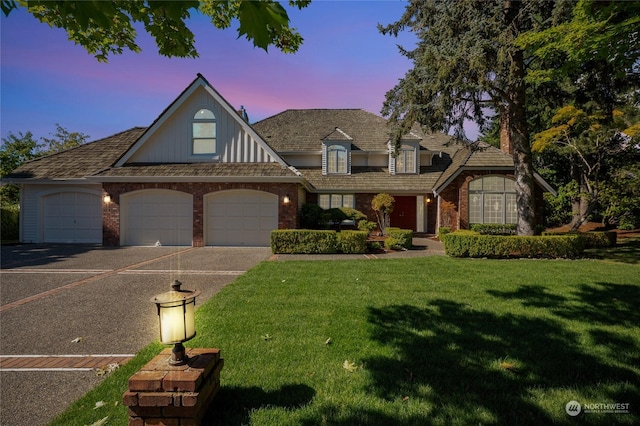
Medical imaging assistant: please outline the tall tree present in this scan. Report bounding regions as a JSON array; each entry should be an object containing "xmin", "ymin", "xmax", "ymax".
[
  {"xmin": 518, "ymin": 0, "xmax": 640, "ymax": 229},
  {"xmin": 532, "ymin": 106, "xmax": 637, "ymax": 230},
  {"xmin": 379, "ymin": 0, "xmax": 560, "ymax": 236},
  {"xmin": 2, "ymin": 0, "xmax": 310, "ymax": 61}
]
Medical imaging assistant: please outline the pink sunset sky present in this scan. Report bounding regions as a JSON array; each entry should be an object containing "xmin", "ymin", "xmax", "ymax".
[{"xmin": 1, "ymin": 1, "xmax": 479, "ymax": 144}]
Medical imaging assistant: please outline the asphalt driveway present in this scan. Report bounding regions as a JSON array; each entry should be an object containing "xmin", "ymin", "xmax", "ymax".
[{"xmin": 0, "ymin": 244, "xmax": 272, "ymax": 426}]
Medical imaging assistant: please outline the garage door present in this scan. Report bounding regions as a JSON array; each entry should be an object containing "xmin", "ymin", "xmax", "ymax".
[
  {"xmin": 43, "ymin": 192, "xmax": 102, "ymax": 243},
  {"xmin": 121, "ymin": 189, "xmax": 193, "ymax": 246},
  {"xmin": 205, "ymin": 190, "xmax": 278, "ymax": 246}
]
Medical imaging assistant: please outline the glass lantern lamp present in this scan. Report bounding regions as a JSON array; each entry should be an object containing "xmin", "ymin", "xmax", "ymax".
[{"xmin": 151, "ymin": 280, "xmax": 201, "ymax": 365}]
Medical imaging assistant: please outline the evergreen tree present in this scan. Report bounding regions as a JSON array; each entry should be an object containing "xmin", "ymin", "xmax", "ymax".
[{"xmin": 379, "ymin": 0, "xmax": 561, "ymax": 236}]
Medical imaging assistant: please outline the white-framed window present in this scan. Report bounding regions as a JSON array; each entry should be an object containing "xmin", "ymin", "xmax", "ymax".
[
  {"xmin": 395, "ymin": 146, "xmax": 416, "ymax": 173},
  {"xmin": 318, "ymin": 194, "xmax": 354, "ymax": 209},
  {"xmin": 192, "ymin": 108, "xmax": 216, "ymax": 155},
  {"xmin": 327, "ymin": 144, "xmax": 348, "ymax": 174},
  {"xmin": 468, "ymin": 176, "xmax": 517, "ymax": 224}
]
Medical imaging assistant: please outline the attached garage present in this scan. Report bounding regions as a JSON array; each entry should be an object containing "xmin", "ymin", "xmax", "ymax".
[
  {"xmin": 205, "ymin": 189, "xmax": 278, "ymax": 246},
  {"xmin": 120, "ymin": 189, "xmax": 193, "ymax": 246},
  {"xmin": 42, "ymin": 191, "xmax": 102, "ymax": 243}
]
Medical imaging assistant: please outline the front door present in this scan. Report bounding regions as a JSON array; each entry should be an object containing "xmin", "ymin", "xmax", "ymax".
[{"xmin": 390, "ymin": 196, "xmax": 416, "ymax": 231}]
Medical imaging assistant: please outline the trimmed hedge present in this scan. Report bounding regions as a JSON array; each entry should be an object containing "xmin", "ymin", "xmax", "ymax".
[
  {"xmin": 470, "ymin": 223, "xmax": 517, "ymax": 235},
  {"xmin": 385, "ymin": 228, "xmax": 413, "ymax": 250},
  {"xmin": 1, "ymin": 204, "xmax": 19, "ymax": 241},
  {"xmin": 271, "ymin": 230, "xmax": 337, "ymax": 254},
  {"xmin": 542, "ymin": 231, "xmax": 617, "ymax": 248},
  {"xmin": 442, "ymin": 232, "xmax": 585, "ymax": 259},
  {"xmin": 271, "ymin": 230, "xmax": 369, "ymax": 254},
  {"xmin": 337, "ymin": 230, "xmax": 368, "ymax": 254}
]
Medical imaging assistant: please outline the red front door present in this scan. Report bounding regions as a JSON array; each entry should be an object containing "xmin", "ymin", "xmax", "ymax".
[{"xmin": 390, "ymin": 196, "xmax": 416, "ymax": 230}]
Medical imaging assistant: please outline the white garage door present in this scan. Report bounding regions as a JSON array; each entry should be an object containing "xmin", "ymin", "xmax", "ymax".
[
  {"xmin": 121, "ymin": 189, "xmax": 193, "ymax": 246},
  {"xmin": 43, "ymin": 192, "xmax": 102, "ymax": 243},
  {"xmin": 206, "ymin": 190, "xmax": 278, "ymax": 246}
]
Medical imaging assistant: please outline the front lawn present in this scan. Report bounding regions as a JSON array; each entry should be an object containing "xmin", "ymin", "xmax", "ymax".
[{"xmin": 53, "ymin": 256, "xmax": 640, "ymax": 425}]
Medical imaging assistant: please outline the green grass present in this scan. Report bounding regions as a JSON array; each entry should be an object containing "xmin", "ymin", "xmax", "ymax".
[{"xmin": 51, "ymin": 256, "xmax": 640, "ymax": 425}]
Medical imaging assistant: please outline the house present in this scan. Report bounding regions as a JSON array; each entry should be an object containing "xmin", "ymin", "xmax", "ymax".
[{"xmin": 4, "ymin": 74, "xmax": 554, "ymax": 246}]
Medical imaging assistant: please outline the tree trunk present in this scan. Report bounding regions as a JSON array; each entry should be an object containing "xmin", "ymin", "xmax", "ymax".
[{"xmin": 505, "ymin": 49, "xmax": 537, "ymax": 236}]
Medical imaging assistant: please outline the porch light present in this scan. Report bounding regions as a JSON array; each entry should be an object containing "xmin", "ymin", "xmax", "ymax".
[
  {"xmin": 426, "ymin": 197, "xmax": 432, "ymax": 203},
  {"xmin": 283, "ymin": 194, "xmax": 291, "ymax": 204},
  {"xmin": 103, "ymin": 194, "xmax": 111, "ymax": 204},
  {"xmin": 151, "ymin": 280, "xmax": 201, "ymax": 366}
]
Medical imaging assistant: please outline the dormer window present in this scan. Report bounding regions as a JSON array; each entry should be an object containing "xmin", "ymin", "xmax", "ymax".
[
  {"xmin": 390, "ymin": 144, "xmax": 417, "ymax": 174},
  {"xmin": 192, "ymin": 108, "xmax": 216, "ymax": 155},
  {"xmin": 323, "ymin": 143, "xmax": 350, "ymax": 175},
  {"xmin": 328, "ymin": 145, "xmax": 347, "ymax": 173}
]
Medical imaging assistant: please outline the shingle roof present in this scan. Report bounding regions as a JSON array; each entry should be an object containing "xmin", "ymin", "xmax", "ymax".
[
  {"xmin": 434, "ymin": 142, "xmax": 514, "ymax": 191},
  {"xmin": 95, "ymin": 162, "xmax": 298, "ymax": 178},
  {"xmin": 252, "ymin": 109, "xmax": 425, "ymax": 152},
  {"xmin": 5, "ymin": 127, "xmax": 146, "ymax": 180},
  {"xmin": 299, "ymin": 167, "xmax": 444, "ymax": 192}
]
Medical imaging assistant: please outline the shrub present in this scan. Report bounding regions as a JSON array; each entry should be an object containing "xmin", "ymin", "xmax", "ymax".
[
  {"xmin": 470, "ymin": 223, "xmax": 517, "ymax": 235},
  {"xmin": 1, "ymin": 204, "xmax": 19, "ymax": 241},
  {"xmin": 300, "ymin": 203, "xmax": 324, "ymax": 229},
  {"xmin": 385, "ymin": 228, "xmax": 413, "ymax": 250},
  {"xmin": 357, "ymin": 219, "xmax": 377, "ymax": 233},
  {"xmin": 542, "ymin": 230, "xmax": 617, "ymax": 248},
  {"xmin": 320, "ymin": 208, "xmax": 349, "ymax": 228},
  {"xmin": 442, "ymin": 232, "xmax": 585, "ymax": 259},
  {"xmin": 372, "ymin": 193, "xmax": 394, "ymax": 235},
  {"xmin": 337, "ymin": 231, "xmax": 368, "ymax": 254},
  {"xmin": 271, "ymin": 230, "xmax": 337, "ymax": 254},
  {"xmin": 339, "ymin": 207, "xmax": 367, "ymax": 223},
  {"xmin": 438, "ymin": 227, "xmax": 451, "ymax": 237}
]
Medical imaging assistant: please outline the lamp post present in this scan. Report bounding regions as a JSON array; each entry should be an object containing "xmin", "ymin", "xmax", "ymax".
[{"xmin": 151, "ymin": 280, "xmax": 201, "ymax": 366}]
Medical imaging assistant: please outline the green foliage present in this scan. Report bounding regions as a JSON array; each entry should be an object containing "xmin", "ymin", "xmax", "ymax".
[
  {"xmin": 339, "ymin": 207, "xmax": 367, "ymax": 223},
  {"xmin": 470, "ymin": 224, "xmax": 517, "ymax": 236},
  {"xmin": 384, "ymin": 228, "xmax": 412, "ymax": 250},
  {"xmin": 516, "ymin": 0, "xmax": 640, "ymax": 88},
  {"xmin": 371, "ymin": 193, "xmax": 394, "ymax": 235},
  {"xmin": 379, "ymin": 0, "xmax": 553, "ymax": 236},
  {"xmin": 50, "ymin": 257, "xmax": 640, "ymax": 425},
  {"xmin": 357, "ymin": 219, "xmax": 377, "ymax": 233},
  {"xmin": 542, "ymin": 181, "xmax": 576, "ymax": 228},
  {"xmin": 442, "ymin": 232, "xmax": 585, "ymax": 259},
  {"xmin": 437, "ymin": 227, "xmax": 451, "ymax": 237},
  {"xmin": 299, "ymin": 203, "xmax": 324, "ymax": 229},
  {"xmin": 5, "ymin": 0, "xmax": 309, "ymax": 61},
  {"xmin": 321, "ymin": 208, "xmax": 349, "ymax": 228},
  {"xmin": 1, "ymin": 204, "xmax": 19, "ymax": 241},
  {"xmin": 542, "ymin": 231, "xmax": 617, "ymax": 249},
  {"xmin": 1, "ymin": 125, "xmax": 89, "ymax": 204},
  {"xmin": 271, "ymin": 230, "xmax": 337, "ymax": 254},
  {"xmin": 336, "ymin": 231, "xmax": 368, "ymax": 254},
  {"xmin": 301, "ymin": 205, "xmax": 371, "ymax": 230},
  {"xmin": 271, "ymin": 230, "xmax": 369, "ymax": 254}
]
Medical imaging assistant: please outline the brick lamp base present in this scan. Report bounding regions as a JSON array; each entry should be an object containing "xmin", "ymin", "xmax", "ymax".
[{"xmin": 123, "ymin": 348, "xmax": 223, "ymax": 426}]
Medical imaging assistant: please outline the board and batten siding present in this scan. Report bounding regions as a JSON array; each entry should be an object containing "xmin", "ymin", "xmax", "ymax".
[
  {"xmin": 19, "ymin": 184, "xmax": 102, "ymax": 243},
  {"xmin": 126, "ymin": 86, "xmax": 276, "ymax": 164}
]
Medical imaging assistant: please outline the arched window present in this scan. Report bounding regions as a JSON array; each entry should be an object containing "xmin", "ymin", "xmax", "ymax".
[
  {"xmin": 327, "ymin": 144, "xmax": 348, "ymax": 174},
  {"xmin": 468, "ymin": 176, "xmax": 517, "ymax": 224},
  {"xmin": 192, "ymin": 108, "xmax": 216, "ymax": 155}
]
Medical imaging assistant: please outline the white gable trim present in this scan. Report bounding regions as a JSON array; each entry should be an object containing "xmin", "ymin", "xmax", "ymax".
[
  {"xmin": 115, "ymin": 75, "xmax": 292, "ymax": 170},
  {"xmin": 199, "ymin": 83, "xmax": 290, "ymax": 168}
]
